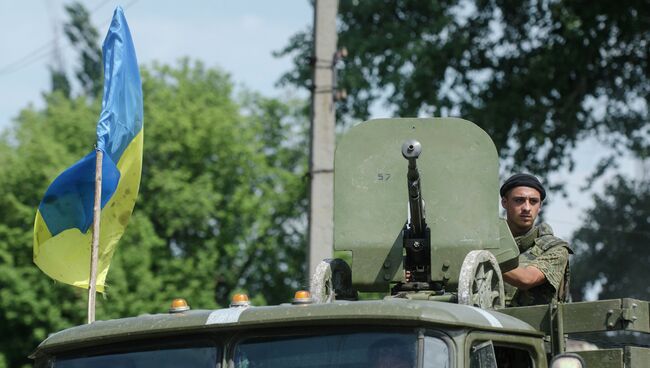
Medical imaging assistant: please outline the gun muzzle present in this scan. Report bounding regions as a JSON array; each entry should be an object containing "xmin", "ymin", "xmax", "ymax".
[
  {"xmin": 402, "ymin": 140, "xmax": 422, "ymax": 162},
  {"xmin": 402, "ymin": 140, "xmax": 425, "ymax": 235}
]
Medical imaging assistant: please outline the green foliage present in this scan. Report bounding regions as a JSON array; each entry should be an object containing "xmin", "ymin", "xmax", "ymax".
[
  {"xmin": 0, "ymin": 94, "xmax": 93, "ymax": 368},
  {"xmin": 0, "ymin": 61, "xmax": 307, "ymax": 367},
  {"xmin": 277, "ymin": 0, "xmax": 649, "ymax": 179},
  {"xmin": 571, "ymin": 176, "xmax": 650, "ymax": 301},
  {"xmin": 63, "ymin": 1, "xmax": 103, "ymax": 98},
  {"xmin": 49, "ymin": 67, "xmax": 71, "ymax": 99}
]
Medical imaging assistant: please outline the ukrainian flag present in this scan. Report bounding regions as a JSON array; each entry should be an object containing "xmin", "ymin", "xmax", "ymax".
[{"xmin": 33, "ymin": 7, "xmax": 143, "ymax": 292}]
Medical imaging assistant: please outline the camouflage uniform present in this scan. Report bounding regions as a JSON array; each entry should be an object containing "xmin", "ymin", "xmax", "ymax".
[{"xmin": 506, "ymin": 223, "xmax": 573, "ymax": 307}]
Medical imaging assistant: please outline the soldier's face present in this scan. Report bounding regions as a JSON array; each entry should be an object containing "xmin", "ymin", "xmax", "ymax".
[{"xmin": 501, "ymin": 186, "xmax": 542, "ymax": 235}]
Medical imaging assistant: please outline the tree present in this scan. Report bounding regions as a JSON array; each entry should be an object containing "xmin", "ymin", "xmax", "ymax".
[
  {"xmin": 137, "ymin": 61, "xmax": 308, "ymax": 307},
  {"xmin": 277, "ymin": 0, "xmax": 649, "ymax": 181},
  {"xmin": 0, "ymin": 92, "xmax": 100, "ymax": 368},
  {"xmin": 62, "ymin": 1, "xmax": 103, "ymax": 99},
  {"xmin": 571, "ymin": 176, "xmax": 650, "ymax": 301},
  {"xmin": 49, "ymin": 67, "xmax": 71, "ymax": 99},
  {"xmin": 0, "ymin": 61, "xmax": 308, "ymax": 368}
]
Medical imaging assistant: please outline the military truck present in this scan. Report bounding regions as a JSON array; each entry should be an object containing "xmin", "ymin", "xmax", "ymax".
[{"xmin": 32, "ymin": 118, "xmax": 650, "ymax": 367}]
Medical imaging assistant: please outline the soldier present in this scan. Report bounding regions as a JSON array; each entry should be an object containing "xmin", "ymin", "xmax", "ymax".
[{"xmin": 500, "ymin": 173, "xmax": 573, "ymax": 306}]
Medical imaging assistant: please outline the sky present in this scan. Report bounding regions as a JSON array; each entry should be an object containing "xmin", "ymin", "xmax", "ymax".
[
  {"xmin": 0, "ymin": 0, "xmax": 311, "ymax": 125},
  {"xmin": 0, "ymin": 0, "xmax": 638, "ymax": 242}
]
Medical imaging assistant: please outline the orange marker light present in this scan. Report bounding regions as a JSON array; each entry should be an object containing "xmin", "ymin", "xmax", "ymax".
[
  {"xmin": 292, "ymin": 290, "xmax": 314, "ymax": 305},
  {"xmin": 295, "ymin": 290, "xmax": 311, "ymax": 299},
  {"xmin": 169, "ymin": 298, "xmax": 190, "ymax": 313},
  {"xmin": 230, "ymin": 293, "xmax": 251, "ymax": 307}
]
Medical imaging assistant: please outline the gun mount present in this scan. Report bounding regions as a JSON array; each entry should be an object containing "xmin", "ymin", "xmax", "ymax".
[
  {"xmin": 333, "ymin": 118, "xmax": 520, "ymax": 294},
  {"xmin": 395, "ymin": 140, "xmax": 434, "ymax": 292}
]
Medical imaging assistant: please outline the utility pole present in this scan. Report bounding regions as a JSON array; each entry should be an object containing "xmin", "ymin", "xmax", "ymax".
[{"xmin": 308, "ymin": 0, "xmax": 338, "ymax": 281}]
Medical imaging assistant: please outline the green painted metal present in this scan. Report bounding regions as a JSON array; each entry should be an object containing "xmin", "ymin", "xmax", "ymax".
[
  {"xmin": 34, "ymin": 299, "xmax": 539, "ymax": 356},
  {"xmin": 550, "ymin": 301, "xmax": 566, "ymax": 356},
  {"xmin": 501, "ymin": 298, "xmax": 650, "ymax": 366},
  {"xmin": 501, "ymin": 299, "xmax": 650, "ymax": 335},
  {"xmin": 576, "ymin": 347, "xmax": 650, "ymax": 368},
  {"xmin": 465, "ymin": 331, "xmax": 548, "ymax": 368},
  {"xmin": 334, "ymin": 118, "xmax": 519, "ymax": 291},
  {"xmin": 575, "ymin": 349, "xmax": 624, "ymax": 368},
  {"xmin": 625, "ymin": 346, "xmax": 650, "ymax": 367},
  {"xmin": 500, "ymin": 304, "xmax": 550, "ymax": 333}
]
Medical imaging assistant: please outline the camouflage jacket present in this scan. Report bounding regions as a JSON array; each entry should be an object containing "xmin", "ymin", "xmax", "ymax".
[{"xmin": 506, "ymin": 223, "xmax": 573, "ymax": 307}]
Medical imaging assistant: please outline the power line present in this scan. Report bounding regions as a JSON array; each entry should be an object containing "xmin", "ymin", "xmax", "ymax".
[
  {"xmin": 0, "ymin": 44, "xmax": 57, "ymax": 75},
  {"xmin": 89, "ymin": 0, "xmax": 113, "ymax": 13},
  {"xmin": 0, "ymin": 0, "xmax": 139, "ymax": 76}
]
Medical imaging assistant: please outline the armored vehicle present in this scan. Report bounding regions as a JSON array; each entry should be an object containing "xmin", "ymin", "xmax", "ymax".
[{"xmin": 32, "ymin": 118, "xmax": 650, "ymax": 367}]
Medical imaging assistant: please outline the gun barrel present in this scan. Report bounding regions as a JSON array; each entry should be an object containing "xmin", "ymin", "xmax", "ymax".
[{"xmin": 402, "ymin": 140, "xmax": 426, "ymax": 236}]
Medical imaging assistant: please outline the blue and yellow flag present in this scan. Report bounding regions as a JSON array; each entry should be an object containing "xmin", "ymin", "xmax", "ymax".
[{"xmin": 33, "ymin": 7, "xmax": 143, "ymax": 292}]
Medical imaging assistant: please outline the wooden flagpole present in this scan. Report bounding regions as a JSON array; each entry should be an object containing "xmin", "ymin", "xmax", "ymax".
[{"xmin": 87, "ymin": 149, "xmax": 103, "ymax": 324}]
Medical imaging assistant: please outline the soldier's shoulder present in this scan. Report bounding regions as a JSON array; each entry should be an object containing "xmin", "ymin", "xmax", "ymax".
[{"xmin": 536, "ymin": 223, "xmax": 573, "ymax": 254}]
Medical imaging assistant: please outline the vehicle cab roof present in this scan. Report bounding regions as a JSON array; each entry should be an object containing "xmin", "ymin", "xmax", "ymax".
[{"xmin": 35, "ymin": 299, "xmax": 541, "ymax": 356}]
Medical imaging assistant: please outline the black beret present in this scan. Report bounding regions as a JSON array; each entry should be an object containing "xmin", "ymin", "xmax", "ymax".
[{"xmin": 500, "ymin": 173, "xmax": 546, "ymax": 200}]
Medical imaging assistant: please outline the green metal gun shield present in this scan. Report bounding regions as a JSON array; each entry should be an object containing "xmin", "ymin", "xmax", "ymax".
[{"xmin": 334, "ymin": 118, "xmax": 518, "ymax": 291}]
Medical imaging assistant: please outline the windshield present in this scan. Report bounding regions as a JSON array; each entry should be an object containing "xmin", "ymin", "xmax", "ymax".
[
  {"xmin": 53, "ymin": 346, "xmax": 218, "ymax": 368},
  {"xmin": 233, "ymin": 331, "xmax": 449, "ymax": 368}
]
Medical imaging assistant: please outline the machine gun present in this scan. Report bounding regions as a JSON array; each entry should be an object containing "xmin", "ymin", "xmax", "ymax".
[{"xmin": 394, "ymin": 140, "xmax": 435, "ymax": 292}]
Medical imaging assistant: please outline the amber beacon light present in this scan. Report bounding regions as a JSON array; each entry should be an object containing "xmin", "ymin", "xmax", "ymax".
[
  {"xmin": 230, "ymin": 293, "xmax": 251, "ymax": 307},
  {"xmin": 292, "ymin": 290, "xmax": 314, "ymax": 305},
  {"xmin": 169, "ymin": 298, "xmax": 190, "ymax": 313}
]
